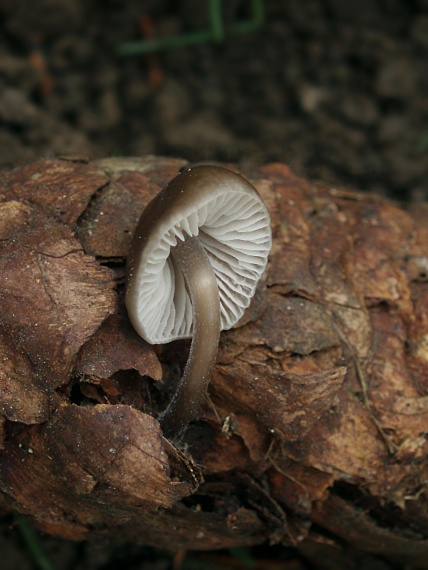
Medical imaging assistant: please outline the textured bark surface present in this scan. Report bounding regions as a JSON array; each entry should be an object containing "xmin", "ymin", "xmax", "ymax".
[{"xmin": 0, "ymin": 157, "xmax": 427, "ymax": 566}]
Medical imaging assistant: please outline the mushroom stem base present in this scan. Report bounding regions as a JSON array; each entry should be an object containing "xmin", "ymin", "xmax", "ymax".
[{"xmin": 159, "ymin": 235, "xmax": 221, "ymax": 438}]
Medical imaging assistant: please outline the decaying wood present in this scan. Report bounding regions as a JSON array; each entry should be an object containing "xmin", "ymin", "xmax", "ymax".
[{"xmin": 0, "ymin": 157, "xmax": 427, "ymax": 566}]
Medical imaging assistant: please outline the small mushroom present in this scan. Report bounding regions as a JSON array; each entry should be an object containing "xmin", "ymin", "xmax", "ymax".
[{"xmin": 126, "ymin": 165, "xmax": 271, "ymax": 437}]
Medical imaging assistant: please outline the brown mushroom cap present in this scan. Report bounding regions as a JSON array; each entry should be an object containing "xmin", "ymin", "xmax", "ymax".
[{"xmin": 126, "ymin": 165, "xmax": 271, "ymax": 344}]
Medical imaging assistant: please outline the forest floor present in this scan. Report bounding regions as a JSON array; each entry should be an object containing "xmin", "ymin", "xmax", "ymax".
[{"xmin": 0, "ymin": 1, "xmax": 427, "ymax": 569}]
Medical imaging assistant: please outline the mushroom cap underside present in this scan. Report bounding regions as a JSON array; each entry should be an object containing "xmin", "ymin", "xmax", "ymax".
[{"xmin": 126, "ymin": 165, "xmax": 272, "ymax": 344}]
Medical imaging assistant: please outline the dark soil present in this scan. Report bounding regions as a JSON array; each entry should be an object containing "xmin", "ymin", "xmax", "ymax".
[
  {"xmin": 1, "ymin": 0, "xmax": 427, "ymax": 201},
  {"xmin": 1, "ymin": 1, "xmax": 427, "ymax": 569}
]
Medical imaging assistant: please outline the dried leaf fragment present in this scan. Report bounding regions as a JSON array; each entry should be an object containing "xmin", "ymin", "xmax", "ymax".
[
  {"xmin": 0, "ymin": 207, "xmax": 115, "ymax": 384},
  {"xmin": 44, "ymin": 404, "xmax": 194, "ymax": 508},
  {"xmin": 0, "ymin": 158, "xmax": 109, "ymax": 225}
]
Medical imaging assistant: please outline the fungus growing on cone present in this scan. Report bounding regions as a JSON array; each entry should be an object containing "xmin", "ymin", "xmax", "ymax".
[{"xmin": 0, "ymin": 157, "xmax": 426, "ymax": 567}]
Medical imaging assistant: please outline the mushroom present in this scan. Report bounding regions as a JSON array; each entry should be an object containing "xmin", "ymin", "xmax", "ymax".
[{"xmin": 125, "ymin": 165, "xmax": 271, "ymax": 438}]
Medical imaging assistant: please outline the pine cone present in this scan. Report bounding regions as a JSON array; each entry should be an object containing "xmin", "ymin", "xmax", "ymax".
[{"xmin": 0, "ymin": 157, "xmax": 427, "ymax": 565}]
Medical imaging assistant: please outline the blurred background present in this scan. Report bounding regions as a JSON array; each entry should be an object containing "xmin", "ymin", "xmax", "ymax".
[
  {"xmin": 0, "ymin": 0, "xmax": 427, "ymax": 201},
  {"xmin": 0, "ymin": 1, "xmax": 428, "ymax": 569}
]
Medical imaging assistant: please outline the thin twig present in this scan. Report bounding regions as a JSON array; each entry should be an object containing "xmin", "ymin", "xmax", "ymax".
[{"xmin": 332, "ymin": 318, "xmax": 397, "ymax": 455}]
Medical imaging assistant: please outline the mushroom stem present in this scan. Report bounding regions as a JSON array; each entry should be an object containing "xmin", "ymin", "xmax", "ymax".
[{"xmin": 158, "ymin": 235, "xmax": 221, "ymax": 437}]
